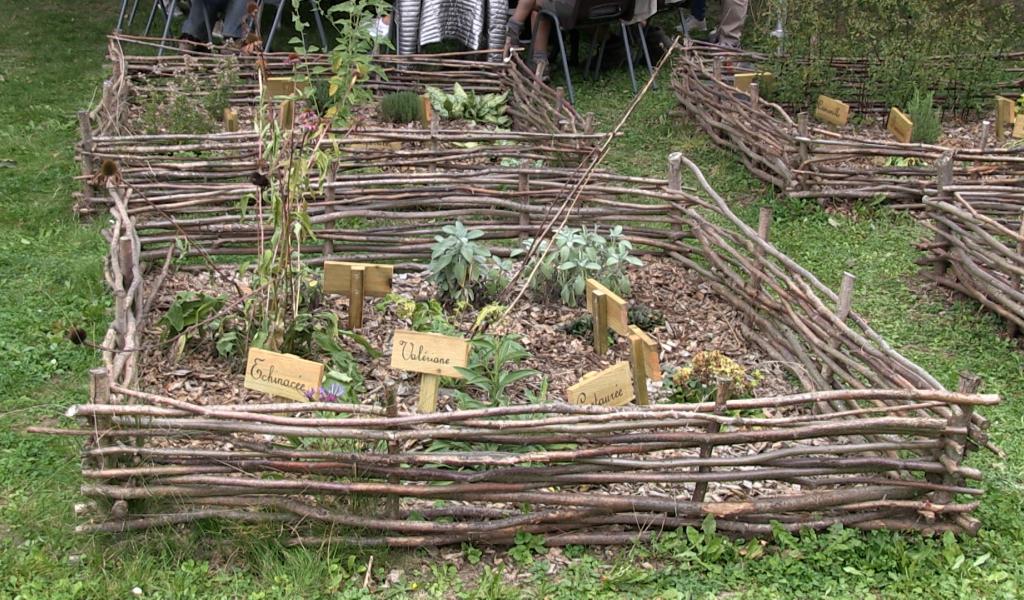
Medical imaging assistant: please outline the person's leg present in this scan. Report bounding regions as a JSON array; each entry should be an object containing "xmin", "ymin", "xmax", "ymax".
[
  {"xmin": 506, "ymin": 0, "xmax": 536, "ymax": 46},
  {"xmin": 180, "ymin": 0, "xmax": 215, "ymax": 41},
  {"xmin": 716, "ymin": 0, "xmax": 749, "ymax": 47},
  {"xmin": 683, "ymin": 0, "xmax": 707, "ymax": 35},
  {"xmin": 691, "ymin": 0, "xmax": 706, "ymax": 21},
  {"xmin": 220, "ymin": 0, "xmax": 251, "ymax": 40}
]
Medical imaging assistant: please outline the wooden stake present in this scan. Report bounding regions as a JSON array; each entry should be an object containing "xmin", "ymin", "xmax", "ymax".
[
  {"xmin": 692, "ymin": 379, "xmax": 730, "ymax": 502},
  {"xmin": 417, "ymin": 374, "xmax": 441, "ymax": 413},
  {"xmin": 78, "ymin": 111, "xmax": 95, "ymax": 200},
  {"xmin": 797, "ymin": 112, "xmax": 809, "ymax": 164},
  {"xmin": 712, "ymin": 57, "xmax": 722, "ymax": 81},
  {"xmin": 628, "ymin": 333, "xmax": 649, "ymax": 406},
  {"xmin": 349, "ymin": 265, "xmax": 365, "ymax": 329},
  {"xmin": 1008, "ymin": 211, "xmax": 1024, "ymax": 338},
  {"xmin": 592, "ymin": 290, "xmax": 609, "ymax": 355},
  {"xmin": 385, "ymin": 386, "xmax": 399, "ymax": 517},
  {"xmin": 822, "ymin": 272, "xmax": 856, "ymax": 383},
  {"xmin": 90, "ymin": 368, "xmax": 114, "ymax": 471},
  {"xmin": 749, "ymin": 82, "xmax": 760, "ymax": 108},
  {"xmin": 747, "ymin": 207, "xmax": 772, "ymax": 296},
  {"xmin": 667, "ymin": 152, "xmax": 682, "ymax": 191},
  {"xmin": 979, "ymin": 120, "xmax": 990, "ymax": 152},
  {"xmin": 933, "ymin": 152, "xmax": 955, "ymax": 278},
  {"xmin": 518, "ymin": 173, "xmax": 530, "ymax": 240}
]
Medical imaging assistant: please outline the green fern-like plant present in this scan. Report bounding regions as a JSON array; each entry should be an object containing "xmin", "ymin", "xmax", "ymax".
[
  {"xmin": 906, "ymin": 89, "xmax": 942, "ymax": 144},
  {"xmin": 378, "ymin": 91, "xmax": 424, "ymax": 124}
]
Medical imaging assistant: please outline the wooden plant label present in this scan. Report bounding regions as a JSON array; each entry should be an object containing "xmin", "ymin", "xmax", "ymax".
[
  {"xmin": 278, "ymin": 98, "xmax": 295, "ymax": 130},
  {"xmin": 887, "ymin": 107, "xmax": 913, "ymax": 143},
  {"xmin": 244, "ymin": 347, "xmax": 324, "ymax": 402},
  {"xmin": 264, "ymin": 77, "xmax": 305, "ymax": 98},
  {"xmin": 734, "ymin": 72, "xmax": 774, "ymax": 93},
  {"xmin": 627, "ymin": 325, "xmax": 662, "ymax": 382},
  {"xmin": 585, "ymin": 279, "xmax": 629, "ymax": 356},
  {"xmin": 390, "ymin": 330, "xmax": 470, "ymax": 378},
  {"xmin": 586, "ymin": 279, "xmax": 628, "ymax": 331},
  {"xmin": 814, "ymin": 95, "xmax": 850, "ymax": 126},
  {"xmin": 996, "ymin": 96, "xmax": 1015, "ymax": 138},
  {"xmin": 420, "ymin": 94, "xmax": 433, "ymax": 126},
  {"xmin": 1014, "ymin": 114, "xmax": 1024, "ymax": 140},
  {"xmin": 324, "ymin": 261, "xmax": 394, "ymax": 329},
  {"xmin": 390, "ymin": 330, "xmax": 471, "ymax": 413},
  {"xmin": 568, "ymin": 362, "xmax": 635, "ymax": 407},
  {"xmin": 223, "ymin": 108, "xmax": 239, "ymax": 132}
]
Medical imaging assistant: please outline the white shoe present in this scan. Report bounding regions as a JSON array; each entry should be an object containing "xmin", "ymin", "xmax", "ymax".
[{"xmin": 683, "ymin": 16, "xmax": 706, "ymax": 36}]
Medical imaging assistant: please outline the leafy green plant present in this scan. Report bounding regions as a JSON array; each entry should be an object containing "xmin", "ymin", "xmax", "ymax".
[
  {"xmin": 378, "ymin": 91, "xmax": 424, "ymax": 124},
  {"xmin": 628, "ymin": 304, "xmax": 665, "ymax": 331},
  {"xmin": 906, "ymin": 89, "xmax": 941, "ymax": 144},
  {"xmin": 508, "ymin": 532, "xmax": 546, "ymax": 565},
  {"xmin": 429, "ymin": 222, "xmax": 505, "ymax": 307},
  {"xmin": 425, "ymin": 83, "xmax": 511, "ymax": 128},
  {"xmin": 668, "ymin": 350, "xmax": 762, "ymax": 403},
  {"xmin": 517, "ymin": 225, "xmax": 641, "ymax": 307},
  {"xmin": 882, "ymin": 156, "xmax": 927, "ymax": 168},
  {"xmin": 455, "ymin": 334, "xmax": 539, "ymax": 405},
  {"xmin": 160, "ymin": 291, "xmax": 243, "ymax": 357}
]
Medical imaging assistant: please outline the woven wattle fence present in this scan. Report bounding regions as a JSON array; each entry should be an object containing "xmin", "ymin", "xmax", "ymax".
[
  {"xmin": 75, "ymin": 34, "xmax": 600, "ymax": 216},
  {"xmin": 670, "ymin": 42, "xmax": 1024, "ymax": 209},
  {"xmin": 34, "ymin": 150, "xmax": 999, "ymax": 544},
  {"xmin": 921, "ymin": 183, "xmax": 1024, "ymax": 334}
]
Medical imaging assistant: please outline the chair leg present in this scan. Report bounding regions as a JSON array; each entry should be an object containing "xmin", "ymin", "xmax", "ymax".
[
  {"xmin": 309, "ymin": 0, "xmax": 329, "ymax": 50},
  {"xmin": 620, "ymin": 21, "xmax": 638, "ymax": 95},
  {"xmin": 127, "ymin": 0, "xmax": 142, "ymax": 27},
  {"xmin": 143, "ymin": 0, "xmax": 160, "ymax": 36},
  {"xmin": 635, "ymin": 23, "xmax": 656, "ymax": 90},
  {"xmin": 548, "ymin": 14, "xmax": 574, "ymax": 104},
  {"xmin": 594, "ymin": 31, "xmax": 609, "ymax": 80},
  {"xmin": 200, "ymin": 0, "xmax": 213, "ymax": 42},
  {"xmin": 265, "ymin": 0, "xmax": 287, "ymax": 52},
  {"xmin": 116, "ymin": 0, "xmax": 130, "ymax": 32},
  {"xmin": 157, "ymin": 0, "xmax": 179, "ymax": 56}
]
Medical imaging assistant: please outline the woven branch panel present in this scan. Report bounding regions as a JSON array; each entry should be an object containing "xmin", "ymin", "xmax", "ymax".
[
  {"xmin": 76, "ymin": 35, "xmax": 598, "ymax": 215},
  {"xmin": 671, "ymin": 43, "xmax": 1024, "ymax": 209},
  {"xmin": 921, "ymin": 191, "xmax": 1024, "ymax": 332},
  {"xmin": 35, "ymin": 152, "xmax": 999, "ymax": 544},
  {"xmin": 684, "ymin": 43, "xmax": 1024, "ymax": 114}
]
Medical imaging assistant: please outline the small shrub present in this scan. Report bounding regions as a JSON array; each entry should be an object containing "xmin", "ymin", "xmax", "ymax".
[
  {"xmin": 517, "ymin": 225, "xmax": 641, "ymax": 307},
  {"xmin": 905, "ymin": 89, "xmax": 941, "ymax": 144},
  {"xmin": 425, "ymin": 83, "xmax": 511, "ymax": 128},
  {"xmin": 134, "ymin": 58, "xmax": 239, "ymax": 134},
  {"xmin": 668, "ymin": 350, "xmax": 762, "ymax": 403},
  {"xmin": 429, "ymin": 222, "xmax": 505, "ymax": 306},
  {"xmin": 378, "ymin": 91, "xmax": 424, "ymax": 124}
]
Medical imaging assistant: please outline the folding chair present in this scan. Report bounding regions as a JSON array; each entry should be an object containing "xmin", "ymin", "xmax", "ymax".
[{"xmin": 534, "ymin": 0, "xmax": 638, "ymax": 104}]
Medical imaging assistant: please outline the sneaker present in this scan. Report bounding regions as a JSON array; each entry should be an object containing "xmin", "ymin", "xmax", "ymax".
[{"xmin": 682, "ymin": 15, "xmax": 707, "ymax": 36}]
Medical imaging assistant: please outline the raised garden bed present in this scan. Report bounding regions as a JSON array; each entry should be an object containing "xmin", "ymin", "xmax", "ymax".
[
  {"xmin": 75, "ymin": 34, "xmax": 601, "ymax": 217},
  {"xmin": 35, "ymin": 149, "xmax": 1000, "ymax": 545},
  {"xmin": 671, "ymin": 42, "xmax": 1024, "ymax": 208},
  {"xmin": 920, "ymin": 188, "xmax": 1024, "ymax": 335}
]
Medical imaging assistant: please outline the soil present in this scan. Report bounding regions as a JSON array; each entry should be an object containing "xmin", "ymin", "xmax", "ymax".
[
  {"xmin": 139, "ymin": 255, "xmax": 797, "ymax": 413},
  {"xmin": 816, "ymin": 111, "xmax": 1019, "ymax": 151}
]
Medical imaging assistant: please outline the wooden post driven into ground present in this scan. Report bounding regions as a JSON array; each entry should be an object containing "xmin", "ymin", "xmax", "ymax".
[{"xmin": 324, "ymin": 261, "xmax": 393, "ymax": 329}]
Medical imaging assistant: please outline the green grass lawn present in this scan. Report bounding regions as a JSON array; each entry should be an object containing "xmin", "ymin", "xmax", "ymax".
[{"xmin": 2, "ymin": 4, "xmax": 1024, "ymax": 598}]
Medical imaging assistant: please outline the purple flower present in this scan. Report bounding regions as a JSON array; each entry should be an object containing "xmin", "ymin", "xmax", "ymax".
[{"xmin": 305, "ymin": 383, "xmax": 348, "ymax": 402}]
